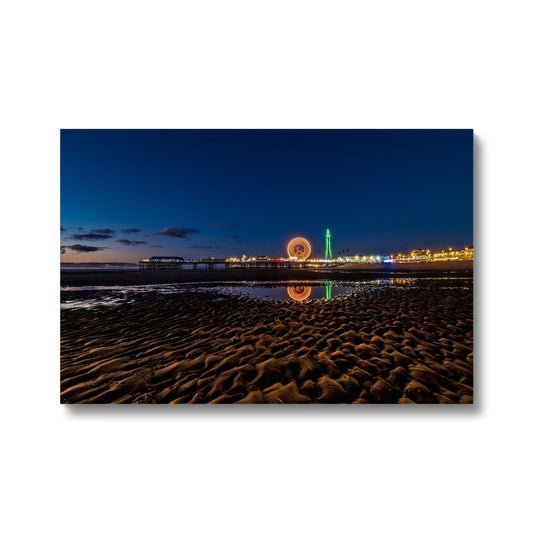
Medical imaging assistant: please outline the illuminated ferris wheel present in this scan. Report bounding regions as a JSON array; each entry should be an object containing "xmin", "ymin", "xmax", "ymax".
[{"xmin": 287, "ymin": 237, "xmax": 312, "ymax": 260}]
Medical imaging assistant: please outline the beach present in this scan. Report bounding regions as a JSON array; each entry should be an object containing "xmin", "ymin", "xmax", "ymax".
[{"xmin": 61, "ymin": 268, "xmax": 473, "ymax": 404}]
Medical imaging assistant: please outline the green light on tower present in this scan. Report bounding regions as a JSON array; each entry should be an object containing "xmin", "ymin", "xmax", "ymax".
[{"xmin": 325, "ymin": 228, "xmax": 332, "ymax": 259}]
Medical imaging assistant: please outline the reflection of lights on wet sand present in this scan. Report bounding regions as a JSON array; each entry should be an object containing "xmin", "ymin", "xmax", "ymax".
[
  {"xmin": 287, "ymin": 286, "xmax": 312, "ymax": 301},
  {"xmin": 389, "ymin": 278, "xmax": 409, "ymax": 285}
]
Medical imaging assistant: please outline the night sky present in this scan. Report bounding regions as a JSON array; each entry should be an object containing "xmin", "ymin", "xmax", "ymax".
[{"xmin": 60, "ymin": 129, "xmax": 473, "ymax": 266}]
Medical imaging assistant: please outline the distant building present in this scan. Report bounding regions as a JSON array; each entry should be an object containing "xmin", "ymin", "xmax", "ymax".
[
  {"xmin": 410, "ymin": 249, "xmax": 431, "ymax": 261},
  {"xmin": 433, "ymin": 246, "xmax": 473, "ymax": 261},
  {"xmin": 391, "ymin": 246, "xmax": 473, "ymax": 262},
  {"xmin": 343, "ymin": 255, "xmax": 382, "ymax": 264}
]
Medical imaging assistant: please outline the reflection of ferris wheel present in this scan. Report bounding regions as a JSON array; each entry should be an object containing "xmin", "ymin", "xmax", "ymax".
[
  {"xmin": 287, "ymin": 286, "xmax": 312, "ymax": 301},
  {"xmin": 287, "ymin": 237, "xmax": 312, "ymax": 260}
]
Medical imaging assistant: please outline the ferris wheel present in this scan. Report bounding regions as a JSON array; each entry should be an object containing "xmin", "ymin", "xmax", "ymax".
[{"xmin": 286, "ymin": 237, "xmax": 312, "ymax": 260}]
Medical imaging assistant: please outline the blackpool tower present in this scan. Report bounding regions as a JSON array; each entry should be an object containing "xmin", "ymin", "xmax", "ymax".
[{"xmin": 325, "ymin": 228, "xmax": 332, "ymax": 259}]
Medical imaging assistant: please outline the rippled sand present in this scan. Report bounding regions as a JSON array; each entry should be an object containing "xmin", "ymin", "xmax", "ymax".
[{"xmin": 61, "ymin": 284, "xmax": 473, "ymax": 404}]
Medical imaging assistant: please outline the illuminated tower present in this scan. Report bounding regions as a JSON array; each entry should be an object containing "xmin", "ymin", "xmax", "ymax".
[{"xmin": 325, "ymin": 228, "xmax": 332, "ymax": 259}]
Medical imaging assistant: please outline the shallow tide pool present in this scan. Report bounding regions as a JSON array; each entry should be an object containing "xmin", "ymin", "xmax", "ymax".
[{"xmin": 60, "ymin": 278, "xmax": 472, "ymax": 310}]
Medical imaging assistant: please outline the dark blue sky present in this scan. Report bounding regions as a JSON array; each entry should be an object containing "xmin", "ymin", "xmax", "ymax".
[{"xmin": 61, "ymin": 129, "xmax": 473, "ymax": 263}]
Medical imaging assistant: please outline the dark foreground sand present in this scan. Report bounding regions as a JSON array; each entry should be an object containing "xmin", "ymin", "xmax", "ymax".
[{"xmin": 61, "ymin": 277, "xmax": 473, "ymax": 404}]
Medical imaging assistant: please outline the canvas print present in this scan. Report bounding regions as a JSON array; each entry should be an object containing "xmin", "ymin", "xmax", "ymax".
[{"xmin": 61, "ymin": 129, "xmax": 473, "ymax": 404}]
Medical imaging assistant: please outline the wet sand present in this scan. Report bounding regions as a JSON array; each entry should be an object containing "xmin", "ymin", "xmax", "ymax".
[{"xmin": 61, "ymin": 277, "xmax": 473, "ymax": 404}]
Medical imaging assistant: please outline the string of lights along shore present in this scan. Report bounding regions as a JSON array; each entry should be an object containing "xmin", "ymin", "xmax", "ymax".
[{"xmin": 139, "ymin": 228, "xmax": 473, "ymax": 271}]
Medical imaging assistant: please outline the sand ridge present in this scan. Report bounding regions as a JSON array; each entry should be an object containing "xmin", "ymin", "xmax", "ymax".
[{"xmin": 61, "ymin": 281, "xmax": 473, "ymax": 404}]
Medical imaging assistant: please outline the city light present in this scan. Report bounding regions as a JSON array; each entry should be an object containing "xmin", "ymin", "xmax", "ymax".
[{"xmin": 139, "ymin": 235, "xmax": 473, "ymax": 270}]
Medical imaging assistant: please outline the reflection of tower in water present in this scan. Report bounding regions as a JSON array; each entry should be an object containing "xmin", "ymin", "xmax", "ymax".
[
  {"xmin": 287, "ymin": 286, "xmax": 312, "ymax": 301},
  {"xmin": 324, "ymin": 281, "xmax": 332, "ymax": 300}
]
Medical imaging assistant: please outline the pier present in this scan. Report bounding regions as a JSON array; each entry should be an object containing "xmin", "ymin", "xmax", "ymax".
[{"xmin": 138, "ymin": 257, "xmax": 333, "ymax": 271}]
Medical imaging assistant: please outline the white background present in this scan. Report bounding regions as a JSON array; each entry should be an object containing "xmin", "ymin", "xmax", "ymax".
[{"xmin": 1, "ymin": 1, "xmax": 532, "ymax": 532}]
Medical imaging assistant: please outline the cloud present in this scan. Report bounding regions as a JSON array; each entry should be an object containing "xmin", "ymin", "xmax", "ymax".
[
  {"xmin": 224, "ymin": 233, "xmax": 242, "ymax": 246},
  {"xmin": 69, "ymin": 228, "xmax": 116, "ymax": 241},
  {"xmin": 71, "ymin": 233, "xmax": 115, "ymax": 241},
  {"xmin": 214, "ymin": 223, "xmax": 237, "ymax": 229},
  {"xmin": 61, "ymin": 262, "xmax": 138, "ymax": 269},
  {"xmin": 188, "ymin": 244, "xmax": 221, "ymax": 249},
  {"xmin": 61, "ymin": 244, "xmax": 104, "ymax": 254},
  {"xmin": 150, "ymin": 245, "xmax": 163, "ymax": 248},
  {"xmin": 121, "ymin": 228, "xmax": 142, "ymax": 234},
  {"xmin": 60, "ymin": 226, "xmax": 66, "ymax": 232},
  {"xmin": 155, "ymin": 227, "xmax": 198, "ymax": 239},
  {"xmin": 116, "ymin": 239, "xmax": 147, "ymax": 246}
]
